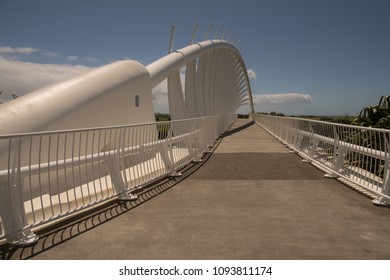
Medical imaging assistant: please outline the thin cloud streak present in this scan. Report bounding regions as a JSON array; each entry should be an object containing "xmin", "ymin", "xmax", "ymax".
[
  {"xmin": 0, "ymin": 46, "xmax": 58, "ymax": 57},
  {"xmin": 253, "ymin": 93, "xmax": 313, "ymax": 105},
  {"xmin": 67, "ymin": 55, "xmax": 79, "ymax": 61},
  {"xmin": 0, "ymin": 46, "xmax": 41, "ymax": 55}
]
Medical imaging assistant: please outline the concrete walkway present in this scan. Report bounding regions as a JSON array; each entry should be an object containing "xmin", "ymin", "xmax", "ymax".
[{"xmin": 2, "ymin": 119, "xmax": 390, "ymax": 259}]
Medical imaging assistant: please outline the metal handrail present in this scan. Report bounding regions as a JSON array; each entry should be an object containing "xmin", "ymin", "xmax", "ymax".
[
  {"xmin": 254, "ymin": 114, "xmax": 390, "ymax": 206},
  {"xmin": 0, "ymin": 114, "xmax": 237, "ymax": 246}
]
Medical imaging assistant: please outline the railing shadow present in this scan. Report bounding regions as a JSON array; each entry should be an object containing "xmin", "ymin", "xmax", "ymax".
[
  {"xmin": 221, "ymin": 120, "xmax": 254, "ymax": 137},
  {"xmin": 0, "ymin": 137, "xmax": 222, "ymax": 260}
]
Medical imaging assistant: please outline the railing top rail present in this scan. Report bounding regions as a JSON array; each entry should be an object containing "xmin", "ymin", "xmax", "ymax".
[
  {"xmin": 258, "ymin": 114, "xmax": 390, "ymax": 133},
  {"xmin": 0, "ymin": 115, "xmax": 227, "ymax": 139}
]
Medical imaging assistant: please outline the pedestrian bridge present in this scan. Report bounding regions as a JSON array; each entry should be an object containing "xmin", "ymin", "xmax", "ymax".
[
  {"xmin": 0, "ymin": 26, "xmax": 390, "ymax": 258},
  {"xmin": 1, "ymin": 118, "xmax": 390, "ymax": 260}
]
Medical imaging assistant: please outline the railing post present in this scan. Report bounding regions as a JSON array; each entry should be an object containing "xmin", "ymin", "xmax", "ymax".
[
  {"xmin": 188, "ymin": 119, "xmax": 203, "ymax": 163},
  {"xmin": 165, "ymin": 124, "xmax": 182, "ymax": 178},
  {"xmin": 106, "ymin": 130, "xmax": 137, "ymax": 201},
  {"xmin": 325, "ymin": 126, "xmax": 346, "ymax": 178},
  {"xmin": 0, "ymin": 139, "xmax": 38, "ymax": 247},
  {"xmin": 293, "ymin": 120, "xmax": 304, "ymax": 152},
  {"xmin": 373, "ymin": 133, "xmax": 390, "ymax": 206},
  {"xmin": 302, "ymin": 123, "xmax": 318, "ymax": 163}
]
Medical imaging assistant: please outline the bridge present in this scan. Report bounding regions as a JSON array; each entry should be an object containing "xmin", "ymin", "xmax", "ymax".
[{"xmin": 1, "ymin": 26, "xmax": 390, "ymax": 259}]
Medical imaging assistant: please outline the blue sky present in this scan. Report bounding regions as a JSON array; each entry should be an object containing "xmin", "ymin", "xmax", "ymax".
[{"xmin": 0, "ymin": 0, "xmax": 389, "ymax": 116}]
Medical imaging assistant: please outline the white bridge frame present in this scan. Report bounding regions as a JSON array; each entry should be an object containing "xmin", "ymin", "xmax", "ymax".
[{"xmin": 0, "ymin": 25, "xmax": 253, "ymax": 246}]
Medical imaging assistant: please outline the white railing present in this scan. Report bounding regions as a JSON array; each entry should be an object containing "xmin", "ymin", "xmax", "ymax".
[
  {"xmin": 254, "ymin": 114, "xmax": 390, "ymax": 206},
  {"xmin": 0, "ymin": 114, "xmax": 236, "ymax": 246}
]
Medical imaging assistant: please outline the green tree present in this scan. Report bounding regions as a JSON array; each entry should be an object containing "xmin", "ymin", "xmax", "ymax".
[{"xmin": 352, "ymin": 95, "xmax": 390, "ymax": 129}]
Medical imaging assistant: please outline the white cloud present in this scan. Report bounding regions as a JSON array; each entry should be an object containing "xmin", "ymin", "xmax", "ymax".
[
  {"xmin": 151, "ymin": 79, "xmax": 169, "ymax": 113},
  {"xmin": 43, "ymin": 51, "xmax": 59, "ymax": 57},
  {"xmin": 0, "ymin": 46, "xmax": 58, "ymax": 58},
  {"xmin": 151, "ymin": 73, "xmax": 186, "ymax": 113},
  {"xmin": 0, "ymin": 55, "xmax": 91, "ymax": 102},
  {"xmin": 247, "ymin": 69, "xmax": 257, "ymax": 80},
  {"xmin": 67, "ymin": 55, "xmax": 100, "ymax": 63},
  {"xmin": 253, "ymin": 93, "xmax": 313, "ymax": 105},
  {"xmin": 85, "ymin": 56, "xmax": 100, "ymax": 63},
  {"xmin": 67, "ymin": 55, "xmax": 79, "ymax": 61},
  {"xmin": 0, "ymin": 46, "xmax": 41, "ymax": 55}
]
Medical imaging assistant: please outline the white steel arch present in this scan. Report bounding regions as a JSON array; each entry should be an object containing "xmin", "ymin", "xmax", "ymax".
[{"xmin": 146, "ymin": 39, "xmax": 254, "ymax": 120}]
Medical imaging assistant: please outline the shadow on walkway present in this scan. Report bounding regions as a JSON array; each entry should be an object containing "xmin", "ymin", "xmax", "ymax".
[{"xmin": 221, "ymin": 120, "xmax": 254, "ymax": 137}]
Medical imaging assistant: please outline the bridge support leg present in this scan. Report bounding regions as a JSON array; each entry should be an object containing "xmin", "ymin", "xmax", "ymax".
[
  {"xmin": 0, "ymin": 140, "xmax": 38, "ymax": 247},
  {"xmin": 0, "ymin": 180, "xmax": 39, "ymax": 247},
  {"xmin": 160, "ymin": 137, "xmax": 183, "ymax": 178},
  {"xmin": 325, "ymin": 136, "xmax": 347, "ymax": 179},
  {"xmin": 105, "ymin": 153, "xmax": 138, "ymax": 201}
]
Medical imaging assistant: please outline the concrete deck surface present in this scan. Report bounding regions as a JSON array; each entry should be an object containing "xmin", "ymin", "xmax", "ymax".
[{"xmin": 1, "ymin": 119, "xmax": 390, "ymax": 260}]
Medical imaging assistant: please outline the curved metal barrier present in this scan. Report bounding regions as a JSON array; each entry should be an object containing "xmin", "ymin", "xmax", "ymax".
[{"xmin": 255, "ymin": 114, "xmax": 390, "ymax": 206}]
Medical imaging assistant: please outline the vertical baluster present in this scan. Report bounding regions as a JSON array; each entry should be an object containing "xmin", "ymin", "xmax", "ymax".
[
  {"xmin": 27, "ymin": 137, "xmax": 35, "ymax": 224},
  {"xmin": 63, "ymin": 133, "xmax": 71, "ymax": 212},
  {"xmin": 55, "ymin": 134, "xmax": 63, "ymax": 215},
  {"xmin": 70, "ymin": 132, "xmax": 78, "ymax": 209},
  {"xmin": 90, "ymin": 130, "xmax": 98, "ymax": 201}
]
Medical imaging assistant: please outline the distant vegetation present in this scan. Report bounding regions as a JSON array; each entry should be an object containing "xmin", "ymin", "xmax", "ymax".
[
  {"xmin": 351, "ymin": 96, "xmax": 390, "ymax": 129},
  {"xmin": 155, "ymin": 113, "xmax": 171, "ymax": 122},
  {"xmin": 259, "ymin": 95, "xmax": 390, "ymax": 129},
  {"xmin": 257, "ymin": 112, "xmax": 285, "ymax": 117},
  {"xmin": 300, "ymin": 95, "xmax": 390, "ymax": 129},
  {"xmin": 291, "ymin": 115, "xmax": 355, "ymax": 125},
  {"xmin": 155, "ymin": 113, "xmax": 251, "ymax": 121}
]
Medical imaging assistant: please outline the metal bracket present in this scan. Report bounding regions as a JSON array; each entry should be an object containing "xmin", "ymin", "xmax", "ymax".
[
  {"xmin": 117, "ymin": 191, "xmax": 138, "ymax": 201},
  {"xmin": 8, "ymin": 229, "xmax": 39, "ymax": 248},
  {"xmin": 324, "ymin": 173, "xmax": 338, "ymax": 178},
  {"xmin": 168, "ymin": 171, "xmax": 183, "ymax": 178},
  {"xmin": 372, "ymin": 197, "xmax": 390, "ymax": 207}
]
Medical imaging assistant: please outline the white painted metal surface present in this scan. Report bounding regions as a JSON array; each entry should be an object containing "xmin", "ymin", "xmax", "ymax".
[
  {"xmin": 0, "ymin": 60, "xmax": 155, "ymax": 135},
  {"xmin": 255, "ymin": 114, "xmax": 390, "ymax": 205}
]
